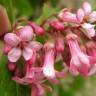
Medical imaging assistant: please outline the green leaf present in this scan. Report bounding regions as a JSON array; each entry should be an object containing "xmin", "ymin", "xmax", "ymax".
[
  {"xmin": 70, "ymin": 76, "xmax": 85, "ymax": 92},
  {"xmin": 50, "ymin": 0, "xmax": 57, "ymax": 7},
  {"xmin": 13, "ymin": 0, "xmax": 33, "ymax": 18},
  {"xmin": 36, "ymin": 3, "xmax": 60, "ymax": 25}
]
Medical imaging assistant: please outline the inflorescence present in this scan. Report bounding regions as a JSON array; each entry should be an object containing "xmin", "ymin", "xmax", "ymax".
[{"xmin": 3, "ymin": 2, "xmax": 96, "ymax": 96}]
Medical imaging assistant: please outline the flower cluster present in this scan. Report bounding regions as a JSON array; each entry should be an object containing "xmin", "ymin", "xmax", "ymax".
[{"xmin": 3, "ymin": 2, "xmax": 96, "ymax": 96}]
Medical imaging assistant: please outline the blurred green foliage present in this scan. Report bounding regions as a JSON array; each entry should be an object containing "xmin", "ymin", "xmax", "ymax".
[{"xmin": 0, "ymin": 0, "xmax": 96, "ymax": 96}]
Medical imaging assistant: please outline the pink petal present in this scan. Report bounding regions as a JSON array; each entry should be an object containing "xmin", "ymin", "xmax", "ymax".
[
  {"xmin": 88, "ymin": 64, "xmax": 96, "ymax": 76},
  {"xmin": 86, "ymin": 42, "xmax": 96, "ymax": 63},
  {"xmin": 19, "ymin": 26, "xmax": 33, "ymax": 41},
  {"xmin": 89, "ymin": 11, "xmax": 96, "ymax": 22},
  {"xmin": 49, "ymin": 20, "xmax": 64, "ymax": 30},
  {"xmin": 37, "ymin": 84, "xmax": 45, "ymax": 96},
  {"xmin": 24, "ymin": 67, "xmax": 43, "ymax": 83},
  {"xmin": 82, "ymin": 2, "xmax": 92, "ymax": 15},
  {"xmin": 66, "ymin": 35, "xmax": 90, "ymax": 76},
  {"xmin": 70, "ymin": 60, "xmax": 79, "ymax": 76},
  {"xmin": 12, "ymin": 77, "xmax": 29, "ymax": 85},
  {"xmin": 28, "ymin": 41, "xmax": 43, "ymax": 51},
  {"xmin": 4, "ymin": 33, "xmax": 20, "ymax": 46},
  {"xmin": 27, "ymin": 51, "xmax": 36, "ymax": 66},
  {"xmin": 48, "ymin": 78, "xmax": 59, "ymax": 84},
  {"xmin": 43, "ymin": 66, "xmax": 55, "ymax": 79},
  {"xmin": 29, "ymin": 68, "xmax": 44, "ymax": 83},
  {"xmin": 23, "ymin": 47, "xmax": 33, "ymax": 61},
  {"xmin": 8, "ymin": 48, "xmax": 21, "ymax": 62},
  {"xmin": 56, "ymin": 70, "xmax": 66, "ymax": 78},
  {"xmin": 29, "ymin": 22, "xmax": 44, "ymax": 35},
  {"xmin": 8, "ymin": 62, "xmax": 16, "ymax": 72},
  {"xmin": 58, "ymin": 9, "xmax": 78, "ymax": 23},
  {"xmin": 25, "ymin": 64, "xmax": 34, "ymax": 79},
  {"xmin": 43, "ymin": 49, "xmax": 55, "ymax": 78},
  {"xmin": 76, "ymin": 9, "xmax": 85, "ymax": 23},
  {"xmin": 55, "ymin": 37, "xmax": 64, "ymax": 53},
  {"xmin": 4, "ymin": 44, "xmax": 12, "ymax": 54},
  {"xmin": 82, "ymin": 23, "xmax": 95, "ymax": 38},
  {"xmin": 31, "ymin": 85, "xmax": 38, "ymax": 96}
]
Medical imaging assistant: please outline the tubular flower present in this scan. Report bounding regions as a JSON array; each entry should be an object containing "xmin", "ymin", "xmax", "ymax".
[
  {"xmin": 29, "ymin": 22, "xmax": 44, "ymax": 35},
  {"xmin": 4, "ymin": 25, "xmax": 42, "ymax": 62},
  {"xmin": 58, "ymin": 9, "xmax": 79, "ymax": 23},
  {"xmin": 85, "ymin": 42, "xmax": 96, "ymax": 76},
  {"xmin": 58, "ymin": 2, "xmax": 96, "ymax": 39},
  {"xmin": 55, "ymin": 37, "xmax": 64, "ymax": 53},
  {"xmin": 66, "ymin": 33, "xmax": 90, "ymax": 76},
  {"xmin": 81, "ymin": 23, "xmax": 95, "ymax": 39},
  {"xmin": 76, "ymin": 2, "xmax": 96, "ymax": 22},
  {"xmin": 76, "ymin": 2, "xmax": 96, "ymax": 38},
  {"xmin": 49, "ymin": 20, "xmax": 65, "ymax": 31},
  {"xmin": 42, "ymin": 42, "xmax": 65, "ymax": 83},
  {"xmin": 43, "ymin": 42, "xmax": 56, "ymax": 79}
]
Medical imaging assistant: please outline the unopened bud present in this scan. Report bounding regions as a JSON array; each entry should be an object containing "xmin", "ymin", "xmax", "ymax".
[
  {"xmin": 29, "ymin": 22, "xmax": 44, "ymax": 35},
  {"xmin": 8, "ymin": 62, "xmax": 16, "ymax": 72},
  {"xmin": 49, "ymin": 20, "xmax": 64, "ymax": 30}
]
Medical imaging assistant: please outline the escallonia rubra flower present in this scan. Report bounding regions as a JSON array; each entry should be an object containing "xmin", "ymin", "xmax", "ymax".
[
  {"xmin": 3, "ymin": 1, "xmax": 96, "ymax": 96},
  {"xmin": 65, "ymin": 33, "xmax": 90, "ymax": 76},
  {"xmin": 58, "ymin": 2, "xmax": 96, "ymax": 39},
  {"xmin": 4, "ymin": 25, "xmax": 43, "ymax": 62}
]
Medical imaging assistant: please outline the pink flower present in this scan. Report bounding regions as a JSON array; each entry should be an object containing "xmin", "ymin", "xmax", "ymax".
[
  {"xmin": 85, "ymin": 42, "xmax": 96, "ymax": 76},
  {"xmin": 31, "ymin": 84, "xmax": 45, "ymax": 96},
  {"xmin": 58, "ymin": 9, "xmax": 78, "ymax": 23},
  {"xmin": 58, "ymin": 2, "xmax": 96, "ymax": 39},
  {"xmin": 77, "ymin": 2, "xmax": 96, "ymax": 22},
  {"xmin": 4, "ymin": 44, "xmax": 12, "ymax": 54},
  {"xmin": 29, "ymin": 22, "xmax": 44, "ymax": 35},
  {"xmin": 42, "ymin": 42, "xmax": 65, "ymax": 82},
  {"xmin": 76, "ymin": 2, "xmax": 96, "ymax": 38},
  {"xmin": 66, "ymin": 34, "xmax": 90, "ymax": 76},
  {"xmin": 81, "ymin": 23, "xmax": 95, "ymax": 39},
  {"xmin": 12, "ymin": 67, "xmax": 46, "ymax": 96},
  {"xmin": 86, "ymin": 42, "xmax": 96, "ymax": 58},
  {"xmin": 82, "ymin": 2, "xmax": 96, "ymax": 22},
  {"xmin": 49, "ymin": 20, "xmax": 64, "ymax": 30},
  {"xmin": 76, "ymin": 8, "xmax": 85, "ymax": 23},
  {"xmin": 8, "ymin": 62, "xmax": 16, "ymax": 72},
  {"xmin": 4, "ymin": 25, "xmax": 42, "ymax": 62},
  {"xmin": 55, "ymin": 37, "xmax": 64, "ymax": 53},
  {"xmin": 43, "ymin": 42, "xmax": 56, "ymax": 79},
  {"xmin": 12, "ymin": 67, "xmax": 44, "ymax": 85}
]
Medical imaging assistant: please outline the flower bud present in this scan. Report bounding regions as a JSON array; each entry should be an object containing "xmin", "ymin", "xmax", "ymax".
[
  {"xmin": 55, "ymin": 37, "xmax": 64, "ymax": 53},
  {"xmin": 58, "ymin": 9, "xmax": 78, "ymax": 23},
  {"xmin": 43, "ymin": 42, "xmax": 56, "ymax": 79},
  {"xmin": 8, "ymin": 62, "xmax": 16, "ymax": 72},
  {"xmin": 29, "ymin": 22, "xmax": 44, "ymax": 35},
  {"xmin": 49, "ymin": 20, "xmax": 64, "ymax": 30},
  {"xmin": 26, "ymin": 51, "xmax": 36, "ymax": 66},
  {"xmin": 66, "ymin": 33, "xmax": 90, "ymax": 76}
]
